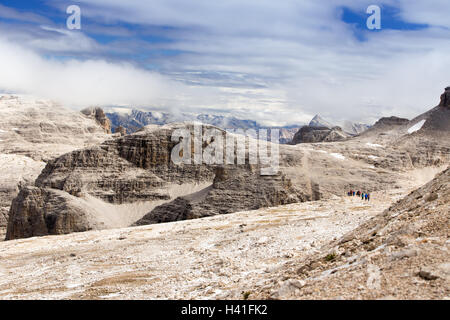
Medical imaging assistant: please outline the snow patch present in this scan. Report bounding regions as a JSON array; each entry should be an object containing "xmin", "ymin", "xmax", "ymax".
[
  {"xmin": 407, "ymin": 120, "xmax": 426, "ymax": 134},
  {"xmin": 152, "ymin": 111, "xmax": 163, "ymax": 119},
  {"xmin": 110, "ymin": 107, "xmax": 133, "ymax": 115},
  {"xmin": 330, "ymin": 153, "xmax": 345, "ymax": 160},
  {"xmin": 366, "ymin": 143, "xmax": 383, "ymax": 148}
]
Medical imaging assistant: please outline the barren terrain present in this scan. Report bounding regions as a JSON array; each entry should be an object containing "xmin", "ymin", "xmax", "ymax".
[{"xmin": 0, "ymin": 168, "xmax": 435, "ymax": 300}]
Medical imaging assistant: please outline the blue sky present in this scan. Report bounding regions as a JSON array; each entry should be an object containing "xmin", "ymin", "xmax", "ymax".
[{"xmin": 0, "ymin": 0, "xmax": 449, "ymax": 125}]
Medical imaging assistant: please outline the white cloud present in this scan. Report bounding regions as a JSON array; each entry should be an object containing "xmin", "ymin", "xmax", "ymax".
[{"xmin": 0, "ymin": 37, "xmax": 176, "ymax": 107}]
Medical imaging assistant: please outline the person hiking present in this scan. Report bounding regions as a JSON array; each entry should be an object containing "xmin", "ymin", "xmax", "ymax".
[
  {"xmin": 367, "ymin": 194, "xmax": 370, "ymax": 202},
  {"xmin": 365, "ymin": 193, "xmax": 368, "ymax": 201},
  {"xmin": 357, "ymin": 191, "xmax": 361, "ymax": 196},
  {"xmin": 361, "ymin": 192, "xmax": 365, "ymax": 200}
]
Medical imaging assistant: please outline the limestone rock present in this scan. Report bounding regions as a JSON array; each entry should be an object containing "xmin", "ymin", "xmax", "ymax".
[
  {"xmin": 81, "ymin": 107, "xmax": 112, "ymax": 134},
  {"xmin": 6, "ymin": 187, "xmax": 102, "ymax": 239},
  {"xmin": 439, "ymin": 87, "xmax": 450, "ymax": 108},
  {"xmin": 0, "ymin": 96, "xmax": 109, "ymax": 239},
  {"xmin": 291, "ymin": 126, "xmax": 349, "ymax": 144}
]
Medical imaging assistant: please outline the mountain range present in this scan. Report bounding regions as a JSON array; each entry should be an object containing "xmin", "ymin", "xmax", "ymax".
[{"xmin": 105, "ymin": 109, "xmax": 370, "ymax": 144}]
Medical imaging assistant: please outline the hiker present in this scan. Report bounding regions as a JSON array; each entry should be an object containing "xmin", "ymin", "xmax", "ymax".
[
  {"xmin": 367, "ymin": 194, "xmax": 370, "ymax": 202},
  {"xmin": 357, "ymin": 191, "xmax": 361, "ymax": 196},
  {"xmin": 365, "ymin": 193, "xmax": 368, "ymax": 201},
  {"xmin": 361, "ymin": 192, "xmax": 365, "ymax": 200},
  {"xmin": 353, "ymin": 191, "xmax": 356, "ymax": 196}
]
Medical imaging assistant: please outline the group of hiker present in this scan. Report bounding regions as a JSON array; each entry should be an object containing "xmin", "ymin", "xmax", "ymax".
[{"xmin": 347, "ymin": 190, "xmax": 371, "ymax": 201}]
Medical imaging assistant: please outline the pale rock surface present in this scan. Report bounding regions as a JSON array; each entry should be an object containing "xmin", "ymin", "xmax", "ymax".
[
  {"xmin": 0, "ymin": 183, "xmax": 417, "ymax": 299},
  {"xmin": 0, "ymin": 95, "xmax": 110, "ymax": 238}
]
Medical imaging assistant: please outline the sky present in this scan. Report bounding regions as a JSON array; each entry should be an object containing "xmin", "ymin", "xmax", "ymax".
[{"xmin": 0, "ymin": 0, "xmax": 449, "ymax": 126}]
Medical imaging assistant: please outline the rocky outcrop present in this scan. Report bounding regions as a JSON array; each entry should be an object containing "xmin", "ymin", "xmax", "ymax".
[
  {"xmin": 6, "ymin": 187, "xmax": 103, "ymax": 240},
  {"xmin": 0, "ymin": 96, "xmax": 110, "ymax": 239},
  {"xmin": 81, "ymin": 107, "xmax": 112, "ymax": 134},
  {"xmin": 0, "ymin": 208, "xmax": 8, "ymax": 239},
  {"xmin": 373, "ymin": 116, "xmax": 409, "ymax": 128},
  {"xmin": 439, "ymin": 87, "xmax": 450, "ymax": 108},
  {"xmin": 115, "ymin": 126, "xmax": 127, "ymax": 136},
  {"xmin": 291, "ymin": 126, "xmax": 349, "ymax": 144}
]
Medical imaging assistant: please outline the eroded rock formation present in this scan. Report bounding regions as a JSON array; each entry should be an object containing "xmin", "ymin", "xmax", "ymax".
[
  {"xmin": 291, "ymin": 126, "xmax": 349, "ymax": 144},
  {"xmin": 0, "ymin": 96, "xmax": 109, "ymax": 239},
  {"xmin": 81, "ymin": 107, "xmax": 112, "ymax": 134},
  {"xmin": 440, "ymin": 87, "xmax": 450, "ymax": 108}
]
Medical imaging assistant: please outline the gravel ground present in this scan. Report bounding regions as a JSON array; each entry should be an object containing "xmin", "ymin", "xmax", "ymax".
[{"xmin": 0, "ymin": 188, "xmax": 407, "ymax": 300}]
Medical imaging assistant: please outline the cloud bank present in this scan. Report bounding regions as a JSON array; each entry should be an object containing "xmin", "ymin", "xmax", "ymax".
[{"xmin": 0, "ymin": 0, "xmax": 449, "ymax": 125}]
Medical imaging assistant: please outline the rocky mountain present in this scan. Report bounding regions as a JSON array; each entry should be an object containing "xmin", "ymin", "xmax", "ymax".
[
  {"xmin": 0, "ymin": 95, "xmax": 110, "ymax": 239},
  {"xmin": 107, "ymin": 109, "xmax": 258, "ymax": 133},
  {"xmin": 291, "ymin": 125, "xmax": 350, "ymax": 144},
  {"xmin": 290, "ymin": 115, "xmax": 371, "ymax": 144},
  {"xmin": 341, "ymin": 121, "xmax": 372, "ymax": 135},
  {"xmin": 309, "ymin": 115, "xmax": 334, "ymax": 129},
  {"xmin": 309, "ymin": 115, "xmax": 370, "ymax": 136},
  {"xmin": 440, "ymin": 86, "xmax": 450, "ymax": 108}
]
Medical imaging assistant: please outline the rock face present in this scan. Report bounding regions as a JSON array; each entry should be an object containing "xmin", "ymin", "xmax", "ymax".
[
  {"xmin": 439, "ymin": 87, "xmax": 450, "ymax": 108},
  {"xmin": 6, "ymin": 187, "xmax": 102, "ymax": 240},
  {"xmin": 115, "ymin": 126, "xmax": 127, "ymax": 136},
  {"xmin": 0, "ymin": 96, "xmax": 109, "ymax": 239},
  {"xmin": 81, "ymin": 107, "xmax": 112, "ymax": 134},
  {"xmin": 373, "ymin": 116, "xmax": 410, "ymax": 128},
  {"xmin": 291, "ymin": 126, "xmax": 349, "ymax": 144}
]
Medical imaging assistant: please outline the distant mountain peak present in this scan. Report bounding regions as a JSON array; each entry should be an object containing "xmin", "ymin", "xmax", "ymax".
[{"xmin": 309, "ymin": 115, "xmax": 334, "ymax": 129}]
